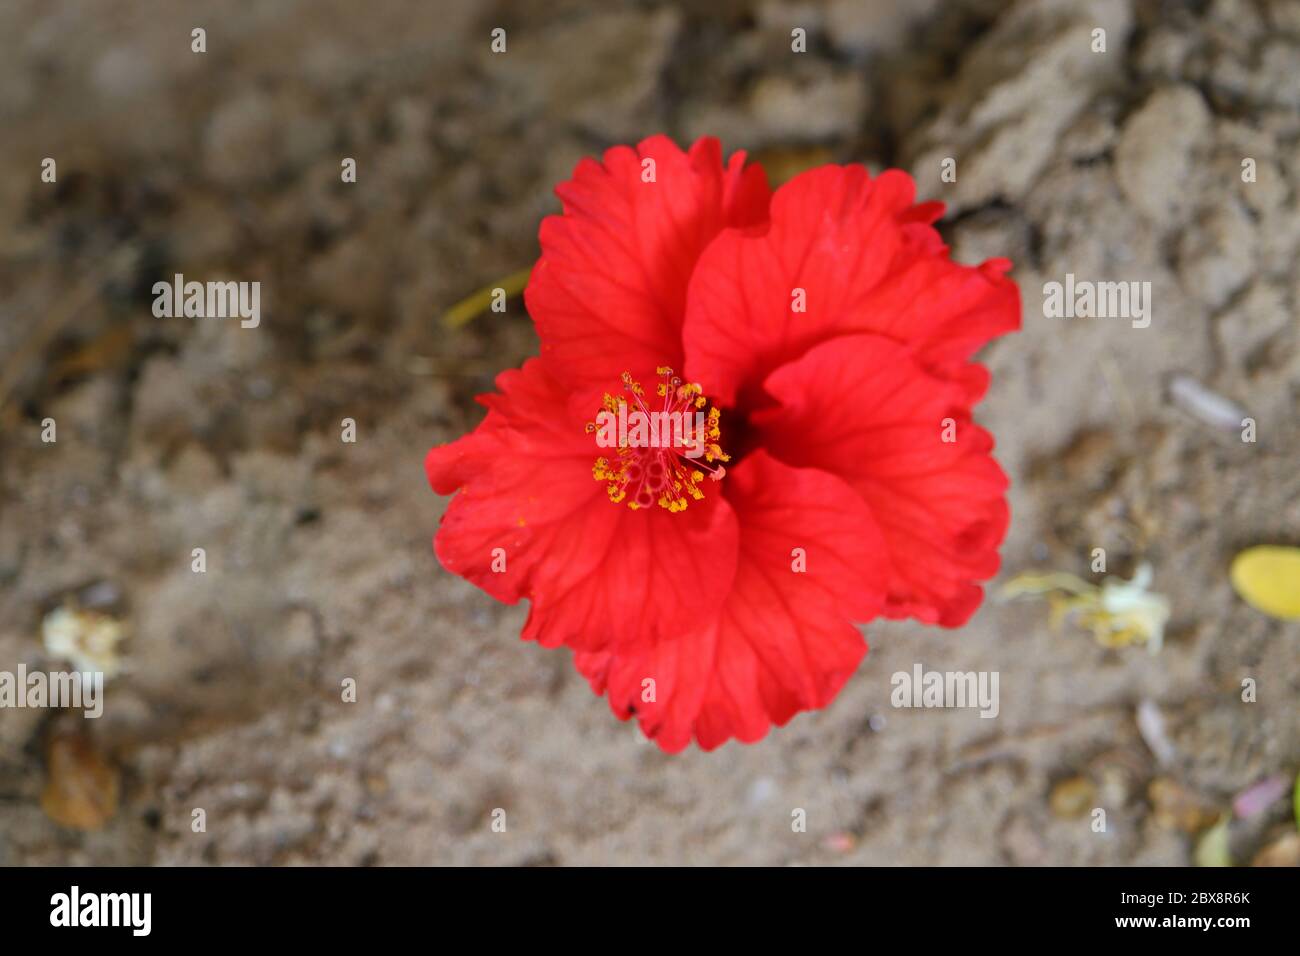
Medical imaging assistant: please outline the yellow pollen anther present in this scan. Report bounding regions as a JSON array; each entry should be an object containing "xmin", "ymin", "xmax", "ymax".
[{"xmin": 585, "ymin": 367, "xmax": 729, "ymax": 514}]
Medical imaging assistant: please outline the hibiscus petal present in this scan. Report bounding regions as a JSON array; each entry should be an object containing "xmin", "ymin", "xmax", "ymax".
[
  {"xmin": 682, "ymin": 164, "xmax": 1019, "ymax": 410},
  {"xmin": 757, "ymin": 334, "xmax": 1010, "ymax": 627},
  {"xmin": 527, "ymin": 135, "xmax": 770, "ymax": 398},
  {"xmin": 575, "ymin": 450, "xmax": 887, "ymax": 751},
  {"xmin": 426, "ymin": 358, "xmax": 740, "ymax": 651}
]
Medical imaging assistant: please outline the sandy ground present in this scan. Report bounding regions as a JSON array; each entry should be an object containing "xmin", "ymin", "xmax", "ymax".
[{"xmin": 0, "ymin": 0, "xmax": 1297, "ymax": 865}]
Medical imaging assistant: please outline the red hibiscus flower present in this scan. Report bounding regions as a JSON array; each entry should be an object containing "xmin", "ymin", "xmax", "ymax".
[{"xmin": 426, "ymin": 135, "xmax": 1020, "ymax": 752}]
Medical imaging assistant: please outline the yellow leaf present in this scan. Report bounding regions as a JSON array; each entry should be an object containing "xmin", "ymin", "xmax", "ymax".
[{"xmin": 1230, "ymin": 545, "xmax": 1300, "ymax": 621}]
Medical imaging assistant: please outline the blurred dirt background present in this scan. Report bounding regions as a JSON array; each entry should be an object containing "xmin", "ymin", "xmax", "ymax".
[{"xmin": 1, "ymin": 0, "xmax": 1297, "ymax": 865}]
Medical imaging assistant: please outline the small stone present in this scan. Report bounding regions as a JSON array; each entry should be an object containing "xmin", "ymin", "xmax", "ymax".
[
  {"xmin": 747, "ymin": 777, "xmax": 776, "ymax": 807},
  {"xmin": 490, "ymin": 9, "xmax": 680, "ymax": 142},
  {"xmin": 1137, "ymin": 699, "xmax": 1178, "ymax": 766},
  {"xmin": 203, "ymin": 90, "xmax": 278, "ymax": 188},
  {"xmin": 1177, "ymin": 199, "xmax": 1256, "ymax": 309},
  {"xmin": 1114, "ymin": 85, "xmax": 1212, "ymax": 225},
  {"xmin": 92, "ymin": 46, "xmax": 157, "ymax": 100},
  {"xmin": 132, "ymin": 356, "xmax": 210, "ymax": 447},
  {"xmin": 1168, "ymin": 375, "xmax": 1249, "ymax": 433},
  {"xmin": 824, "ymin": 0, "xmax": 938, "ymax": 58},
  {"xmin": 749, "ymin": 72, "xmax": 867, "ymax": 144},
  {"xmin": 1002, "ymin": 813, "xmax": 1046, "ymax": 866},
  {"xmin": 1215, "ymin": 281, "xmax": 1288, "ymax": 367},
  {"xmin": 821, "ymin": 831, "xmax": 857, "ymax": 854},
  {"xmin": 1149, "ymin": 778, "xmax": 1219, "ymax": 833},
  {"xmin": 1049, "ymin": 776, "xmax": 1096, "ymax": 818},
  {"xmin": 1137, "ymin": 28, "xmax": 1195, "ymax": 81},
  {"xmin": 1252, "ymin": 830, "xmax": 1300, "ymax": 867},
  {"xmin": 78, "ymin": 580, "xmax": 122, "ymax": 610}
]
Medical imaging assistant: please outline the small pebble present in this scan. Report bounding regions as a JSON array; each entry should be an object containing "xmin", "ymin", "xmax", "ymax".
[
  {"xmin": 1049, "ymin": 776, "xmax": 1096, "ymax": 818},
  {"xmin": 1168, "ymin": 375, "xmax": 1248, "ymax": 432}
]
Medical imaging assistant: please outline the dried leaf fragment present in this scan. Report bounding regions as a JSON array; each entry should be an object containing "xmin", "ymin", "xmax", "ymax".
[
  {"xmin": 1194, "ymin": 815, "xmax": 1232, "ymax": 867},
  {"xmin": 41, "ymin": 734, "xmax": 120, "ymax": 830},
  {"xmin": 1001, "ymin": 563, "xmax": 1170, "ymax": 653},
  {"xmin": 1232, "ymin": 774, "xmax": 1291, "ymax": 820}
]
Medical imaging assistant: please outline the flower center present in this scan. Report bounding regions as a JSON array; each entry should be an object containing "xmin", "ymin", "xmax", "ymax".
[{"xmin": 586, "ymin": 366, "xmax": 729, "ymax": 512}]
